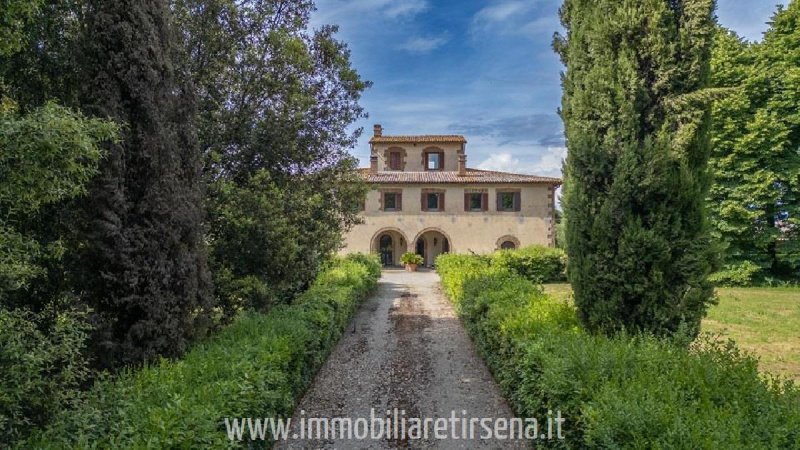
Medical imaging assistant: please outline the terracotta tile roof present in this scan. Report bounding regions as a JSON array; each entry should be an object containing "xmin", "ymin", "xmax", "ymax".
[
  {"xmin": 369, "ymin": 135, "xmax": 467, "ymax": 144},
  {"xmin": 357, "ymin": 168, "xmax": 562, "ymax": 185}
]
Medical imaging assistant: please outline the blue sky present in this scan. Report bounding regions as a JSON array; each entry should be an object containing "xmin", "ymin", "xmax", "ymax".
[{"xmin": 311, "ymin": 0, "xmax": 787, "ymax": 177}]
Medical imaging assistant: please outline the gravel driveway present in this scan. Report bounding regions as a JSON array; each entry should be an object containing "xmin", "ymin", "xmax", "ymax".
[{"xmin": 275, "ymin": 269, "xmax": 526, "ymax": 449}]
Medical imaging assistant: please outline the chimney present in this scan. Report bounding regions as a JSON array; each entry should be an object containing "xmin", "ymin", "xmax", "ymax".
[
  {"xmin": 370, "ymin": 155, "xmax": 379, "ymax": 174},
  {"xmin": 373, "ymin": 124, "xmax": 383, "ymax": 137},
  {"xmin": 457, "ymin": 154, "xmax": 467, "ymax": 176}
]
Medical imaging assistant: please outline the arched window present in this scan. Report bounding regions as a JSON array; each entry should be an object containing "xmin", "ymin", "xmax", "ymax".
[{"xmin": 500, "ymin": 240, "xmax": 516, "ymax": 250}]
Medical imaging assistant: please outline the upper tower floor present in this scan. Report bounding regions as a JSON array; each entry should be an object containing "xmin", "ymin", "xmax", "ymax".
[{"xmin": 368, "ymin": 124, "xmax": 467, "ymax": 173}]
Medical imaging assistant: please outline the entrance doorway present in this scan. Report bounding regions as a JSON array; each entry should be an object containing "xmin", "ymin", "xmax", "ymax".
[
  {"xmin": 379, "ymin": 234, "xmax": 393, "ymax": 266},
  {"xmin": 414, "ymin": 229, "xmax": 451, "ymax": 267}
]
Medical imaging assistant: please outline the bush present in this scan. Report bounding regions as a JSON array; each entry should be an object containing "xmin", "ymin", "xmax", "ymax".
[
  {"xmin": 489, "ymin": 245, "xmax": 567, "ymax": 282},
  {"xmin": 437, "ymin": 253, "xmax": 800, "ymax": 448},
  {"xmin": 709, "ymin": 261, "xmax": 763, "ymax": 286},
  {"xmin": 0, "ymin": 308, "xmax": 91, "ymax": 446},
  {"xmin": 24, "ymin": 255, "xmax": 380, "ymax": 448}
]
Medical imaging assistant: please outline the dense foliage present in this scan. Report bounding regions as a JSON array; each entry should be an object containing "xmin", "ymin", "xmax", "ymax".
[
  {"xmin": 0, "ymin": 101, "xmax": 116, "ymax": 445},
  {"xmin": 556, "ymin": 0, "xmax": 717, "ymax": 336},
  {"xmin": 23, "ymin": 255, "xmax": 380, "ymax": 448},
  {"xmin": 175, "ymin": 0, "xmax": 369, "ymax": 312},
  {"xmin": 0, "ymin": 0, "xmax": 368, "ymax": 444},
  {"xmin": 437, "ymin": 253, "xmax": 800, "ymax": 448},
  {"xmin": 708, "ymin": 7, "xmax": 800, "ymax": 283},
  {"xmin": 489, "ymin": 245, "xmax": 567, "ymax": 282},
  {"xmin": 70, "ymin": 0, "xmax": 213, "ymax": 368}
]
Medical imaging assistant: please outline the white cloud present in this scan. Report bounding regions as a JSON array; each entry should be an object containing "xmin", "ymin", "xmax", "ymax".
[
  {"xmin": 397, "ymin": 35, "xmax": 448, "ymax": 53},
  {"xmin": 474, "ymin": 1, "xmax": 532, "ymax": 24},
  {"xmin": 385, "ymin": 0, "xmax": 429, "ymax": 18},
  {"xmin": 477, "ymin": 147, "xmax": 565, "ymax": 177},
  {"xmin": 477, "ymin": 153, "xmax": 522, "ymax": 173}
]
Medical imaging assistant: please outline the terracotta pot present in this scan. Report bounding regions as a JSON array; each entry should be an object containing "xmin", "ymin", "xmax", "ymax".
[{"xmin": 405, "ymin": 263, "xmax": 418, "ymax": 272}]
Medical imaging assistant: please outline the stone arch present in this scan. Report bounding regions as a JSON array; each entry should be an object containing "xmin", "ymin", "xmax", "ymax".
[
  {"xmin": 496, "ymin": 235, "xmax": 520, "ymax": 250},
  {"xmin": 412, "ymin": 227, "xmax": 453, "ymax": 252},
  {"xmin": 370, "ymin": 227, "xmax": 409, "ymax": 253}
]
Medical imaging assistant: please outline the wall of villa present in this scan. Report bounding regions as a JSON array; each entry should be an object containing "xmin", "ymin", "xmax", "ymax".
[
  {"xmin": 339, "ymin": 183, "xmax": 555, "ymax": 260},
  {"xmin": 373, "ymin": 142, "xmax": 463, "ymax": 172}
]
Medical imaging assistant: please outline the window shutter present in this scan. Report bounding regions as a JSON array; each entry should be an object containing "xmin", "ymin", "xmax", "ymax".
[
  {"xmin": 496, "ymin": 192, "xmax": 502, "ymax": 211},
  {"xmin": 439, "ymin": 152, "xmax": 445, "ymax": 170},
  {"xmin": 440, "ymin": 192, "xmax": 445, "ymax": 210},
  {"xmin": 421, "ymin": 193, "xmax": 427, "ymax": 211},
  {"xmin": 482, "ymin": 193, "xmax": 488, "ymax": 211},
  {"xmin": 397, "ymin": 193, "xmax": 402, "ymax": 211},
  {"xmin": 514, "ymin": 192, "xmax": 521, "ymax": 212},
  {"xmin": 464, "ymin": 193, "xmax": 470, "ymax": 211}
]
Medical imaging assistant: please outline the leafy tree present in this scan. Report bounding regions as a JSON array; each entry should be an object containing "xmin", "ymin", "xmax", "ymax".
[
  {"xmin": 74, "ymin": 0, "xmax": 212, "ymax": 368},
  {"xmin": 709, "ymin": 7, "xmax": 800, "ymax": 282},
  {"xmin": 175, "ymin": 0, "xmax": 369, "ymax": 310},
  {"xmin": 556, "ymin": 0, "xmax": 717, "ymax": 337}
]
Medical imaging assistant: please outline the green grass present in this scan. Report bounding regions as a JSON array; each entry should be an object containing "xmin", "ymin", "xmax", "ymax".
[{"xmin": 543, "ymin": 283, "xmax": 800, "ymax": 380}]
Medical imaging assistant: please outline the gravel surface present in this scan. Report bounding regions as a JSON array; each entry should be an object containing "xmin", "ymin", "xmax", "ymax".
[{"xmin": 275, "ymin": 269, "xmax": 527, "ymax": 449}]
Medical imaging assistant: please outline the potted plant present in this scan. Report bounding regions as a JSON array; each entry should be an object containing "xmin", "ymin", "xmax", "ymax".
[{"xmin": 401, "ymin": 252, "xmax": 424, "ymax": 272}]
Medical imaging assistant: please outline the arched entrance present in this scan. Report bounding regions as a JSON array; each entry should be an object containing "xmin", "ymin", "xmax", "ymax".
[
  {"xmin": 371, "ymin": 228, "xmax": 408, "ymax": 267},
  {"xmin": 413, "ymin": 228, "xmax": 452, "ymax": 267}
]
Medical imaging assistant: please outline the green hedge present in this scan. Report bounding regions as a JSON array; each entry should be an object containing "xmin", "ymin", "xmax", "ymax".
[
  {"xmin": 24, "ymin": 254, "xmax": 380, "ymax": 448},
  {"xmin": 437, "ymin": 254, "xmax": 800, "ymax": 448},
  {"xmin": 488, "ymin": 245, "xmax": 567, "ymax": 283}
]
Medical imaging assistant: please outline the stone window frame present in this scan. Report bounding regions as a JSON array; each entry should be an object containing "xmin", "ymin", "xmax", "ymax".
[
  {"xmin": 383, "ymin": 146, "xmax": 407, "ymax": 171},
  {"xmin": 379, "ymin": 189, "xmax": 403, "ymax": 212},
  {"xmin": 496, "ymin": 235, "xmax": 521, "ymax": 250},
  {"xmin": 463, "ymin": 188, "xmax": 488, "ymax": 212},
  {"xmin": 421, "ymin": 188, "xmax": 446, "ymax": 212},
  {"xmin": 495, "ymin": 188, "xmax": 521, "ymax": 212},
  {"xmin": 422, "ymin": 147, "xmax": 445, "ymax": 171}
]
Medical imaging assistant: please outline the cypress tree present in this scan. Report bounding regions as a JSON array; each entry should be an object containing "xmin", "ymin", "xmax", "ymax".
[
  {"xmin": 77, "ymin": 0, "xmax": 211, "ymax": 367},
  {"xmin": 556, "ymin": 0, "xmax": 717, "ymax": 337}
]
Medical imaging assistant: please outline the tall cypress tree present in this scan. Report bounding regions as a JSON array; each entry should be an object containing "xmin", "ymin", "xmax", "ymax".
[
  {"xmin": 77, "ymin": 0, "xmax": 211, "ymax": 367},
  {"xmin": 556, "ymin": 0, "xmax": 717, "ymax": 337}
]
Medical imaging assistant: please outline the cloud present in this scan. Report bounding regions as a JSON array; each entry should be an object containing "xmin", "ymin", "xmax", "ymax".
[
  {"xmin": 474, "ymin": 1, "xmax": 532, "ymax": 24},
  {"xmin": 477, "ymin": 147, "xmax": 566, "ymax": 177},
  {"xmin": 384, "ymin": 0, "xmax": 429, "ymax": 18},
  {"xmin": 450, "ymin": 114, "xmax": 564, "ymax": 147},
  {"xmin": 397, "ymin": 35, "xmax": 449, "ymax": 54}
]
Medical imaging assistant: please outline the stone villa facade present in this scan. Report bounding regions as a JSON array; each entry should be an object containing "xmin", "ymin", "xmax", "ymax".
[{"xmin": 340, "ymin": 125, "xmax": 562, "ymax": 267}]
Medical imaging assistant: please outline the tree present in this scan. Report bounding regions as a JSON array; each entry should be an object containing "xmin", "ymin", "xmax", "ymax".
[
  {"xmin": 174, "ymin": 0, "xmax": 369, "ymax": 310},
  {"xmin": 708, "ymin": 7, "xmax": 800, "ymax": 283},
  {"xmin": 74, "ymin": 0, "xmax": 212, "ymax": 368},
  {"xmin": 556, "ymin": 0, "xmax": 717, "ymax": 337}
]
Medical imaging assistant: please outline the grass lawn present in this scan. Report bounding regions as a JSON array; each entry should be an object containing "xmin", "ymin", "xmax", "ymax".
[{"xmin": 542, "ymin": 283, "xmax": 800, "ymax": 381}]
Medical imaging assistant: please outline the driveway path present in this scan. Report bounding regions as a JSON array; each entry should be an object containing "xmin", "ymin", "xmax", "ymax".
[{"xmin": 275, "ymin": 269, "xmax": 526, "ymax": 449}]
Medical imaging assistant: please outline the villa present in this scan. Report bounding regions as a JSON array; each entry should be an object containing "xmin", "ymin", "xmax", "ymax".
[{"xmin": 340, "ymin": 124, "xmax": 562, "ymax": 266}]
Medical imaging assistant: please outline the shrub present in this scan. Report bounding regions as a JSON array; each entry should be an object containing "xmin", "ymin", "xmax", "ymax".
[
  {"xmin": 0, "ymin": 308, "xmax": 91, "ymax": 446},
  {"xmin": 24, "ymin": 255, "xmax": 380, "ymax": 448},
  {"xmin": 489, "ymin": 245, "xmax": 567, "ymax": 282},
  {"xmin": 400, "ymin": 252, "xmax": 423, "ymax": 265},
  {"xmin": 437, "ymin": 253, "xmax": 800, "ymax": 448},
  {"xmin": 709, "ymin": 261, "xmax": 763, "ymax": 286}
]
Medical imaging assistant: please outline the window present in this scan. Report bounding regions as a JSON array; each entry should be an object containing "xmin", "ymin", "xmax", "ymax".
[
  {"xmin": 465, "ymin": 192, "xmax": 486, "ymax": 212},
  {"xmin": 500, "ymin": 240, "xmax": 516, "ymax": 250},
  {"xmin": 382, "ymin": 191, "xmax": 402, "ymax": 211},
  {"xmin": 425, "ymin": 152, "xmax": 443, "ymax": 170},
  {"xmin": 422, "ymin": 191, "xmax": 445, "ymax": 211},
  {"xmin": 427, "ymin": 193, "xmax": 440, "ymax": 210},
  {"xmin": 389, "ymin": 151, "xmax": 402, "ymax": 170},
  {"xmin": 497, "ymin": 191, "xmax": 520, "ymax": 212}
]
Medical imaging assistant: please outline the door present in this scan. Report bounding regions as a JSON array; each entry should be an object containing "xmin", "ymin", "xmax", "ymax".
[
  {"xmin": 379, "ymin": 234, "xmax": 393, "ymax": 266},
  {"xmin": 416, "ymin": 238, "xmax": 425, "ymax": 267}
]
